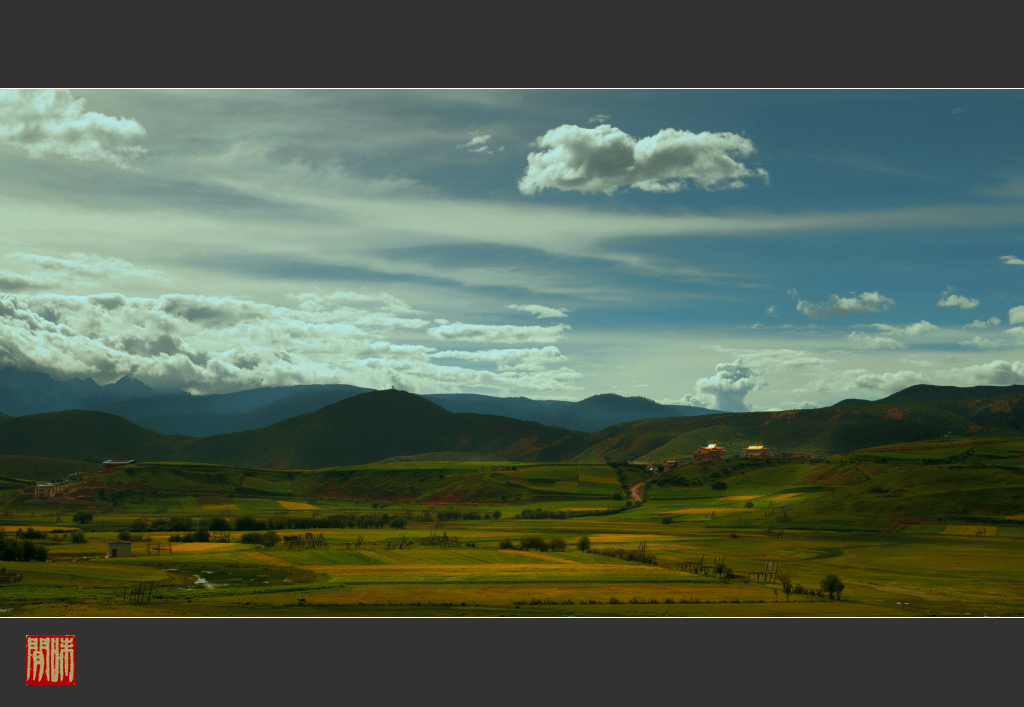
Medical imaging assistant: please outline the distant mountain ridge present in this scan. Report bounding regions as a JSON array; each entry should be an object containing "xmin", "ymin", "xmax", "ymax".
[
  {"xmin": 2, "ymin": 384, "xmax": 1024, "ymax": 467},
  {"xmin": 0, "ymin": 368, "xmax": 717, "ymax": 436}
]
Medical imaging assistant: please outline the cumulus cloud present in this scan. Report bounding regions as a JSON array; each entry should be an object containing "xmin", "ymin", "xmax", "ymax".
[
  {"xmin": 1000, "ymin": 255, "xmax": 1024, "ymax": 265},
  {"xmin": 792, "ymin": 290, "xmax": 895, "ymax": 318},
  {"xmin": 0, "ymin": 291, "xmax": 580, "ymax": 397},
  {"xmin": 937, "ymin": 286, "xmax": 980, "ymax": 309},
  {"xmin": 954, "ymin": 360, "xmax": 1024, "ymax": 386},
  {"xmin": 964, "ymin": 317, "xmax": 1002, "ymax": 328},
  {"xmin": 847, "ymin": 332, "xmax": 905, "ymax": 349},
  {"xmin": 681, "ymin": 360, "xmax": 762, "ymax": 412},
  {"xmin": 869, "ymin": 320, "xmax": 938, "ymax": 336},
  {"xmin": 958, "ymin": 335, "xmax": 1001, "ymax": 348},
  {"xmin": 518, "ymin": 123, "xmax": 770, "ymax": 196},
  {"xmin": 427, "ymin": 322, "xmax": 570, "ymax": 343},
  {"xmin": 1007, "ymin": 327, "xmax": 1024, "ymax": 340},
  {"xmin": 0, "ymin": 89, "xmax": 146, "ymax": 168},
  {"xmin": 1009, "ymin": 306, "xmax": 1024, "ymax": 325},
  {"xmin": 507, "ymin": 304, "xmax": 569, "ymax": 319}
]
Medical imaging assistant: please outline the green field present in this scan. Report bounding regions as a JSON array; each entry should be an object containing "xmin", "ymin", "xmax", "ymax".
[{"xmin": 2, "ymin": 438, "xmax": 1023, "ymax": 616}]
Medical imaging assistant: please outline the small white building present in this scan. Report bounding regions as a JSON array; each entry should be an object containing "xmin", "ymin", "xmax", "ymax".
[{"xmin": 106, "ymin": 540, "xmax": 132, "ymax": 558}]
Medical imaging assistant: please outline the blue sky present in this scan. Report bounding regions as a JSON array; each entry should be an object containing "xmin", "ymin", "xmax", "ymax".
[{"xmin": 1, "ymin": 89, "xmax": 1023, "ymax": 411}]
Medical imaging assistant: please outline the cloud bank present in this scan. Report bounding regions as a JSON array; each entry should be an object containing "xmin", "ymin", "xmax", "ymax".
[
  {"xmin": 518, "ymin": 124, "xmax": 769, "ymax": 196},
  {"xmin": 0, "ymin": 89, "xmax": 146, "ymax": 168},
  {"xmin": 791, "ymin": 290, "xmax": 895, "ymax": 318}
]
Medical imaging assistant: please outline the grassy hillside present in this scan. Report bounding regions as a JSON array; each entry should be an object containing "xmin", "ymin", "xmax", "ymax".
[
  {"xmin": 184, "ymin": 389, "xmax": 589, "ymax": 469},
  {"xmin": 0, "ymin": 410, "xmax": 191, "ymax": 462},
  {"xmin": 568, "ymin": 393, "xmax": 1024, "ymax": 462}
]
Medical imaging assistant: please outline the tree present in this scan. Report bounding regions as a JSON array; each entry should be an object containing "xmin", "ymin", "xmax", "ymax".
[
  {"xmin": 778, "ymin": 573, "xmax": 793, "ymax": 601},
  {"xmin": 820, "ymin": 574, "xmax": 844, "ymax": 600},
  {"xmin": 744, "ymin": 501, "xmax": 754, "ymax": 509},
  {"xmin": 711, "ymin": 480, "xmax": 728, "ymax": 491},
  {"xmin": 72, "ymin": 511, "xmax": 93, "ymax": 525},
  {"xmin": 576, "ymin": 536, "xmax": 591, "ymax": 552}
]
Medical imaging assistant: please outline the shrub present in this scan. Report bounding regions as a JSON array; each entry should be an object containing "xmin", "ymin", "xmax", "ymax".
[
  {"xmin": 70, "ymin": 530, "xmax": 85, "ymax": 543},
  {"xmin": 117, "ymin": 530, "xmax": 132, "ymax": 541},
  {"xmin": 492, "ymin": 510, "xmax": 501, "ymax": 519},
  {"xmin": 498, "ymin": 538, "xmax": 514, "ymax": 550},
  {"xmin": 129, "ymin": 518, "xmax": 149, "ymax": 532},
  {"xmin": 519, "ymin": 535, "xmax": 549, "ymax": 551},
  {"xmin": 778, "ymin": 573, "xmax": 793, "ymax": 601},
  {"xmin": 388, "ymin": 517, "xmax": 407, "ymax": 529},
  {"xmin": 576, "ymin": 536, "xmax": 591, "ymax": 552},
  {"xmin": 612, "ymin": 492, "xmax": 623, "ymax": 500},
  {"xmin": 661, "ymin": 516, "xmax": 673, "ymax": 524},
  {"xmin": 820, "ymin": 574, "xmax": 844, "ymax": 600},
  {"xmin": 234, "ymin": 516, "xmax": 267, "ymax": 532},
  {"xmin": 35, "ymin": 546, "xmax": 47, "ymax": 561},
  {"xmin": 744, "ymin": 501, "xmax": 754, "ymax": 508},
  {"xmin": 547, "ymin": 537, "xmax": 567, "ymax": 552},
  {"xmin": 22, "ymin": 540, "xmax": 35, "ymax": 561},
  {"xmin": 21, "ymin": 527, "xmax": 44, "ymax": 540},
  {"xmin": 711, "ymin": 480, "xmax": 728, "ymax": 490}
]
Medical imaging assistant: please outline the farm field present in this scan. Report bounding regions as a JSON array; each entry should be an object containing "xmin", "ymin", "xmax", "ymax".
[{"xmin": 2, "ymin": 437, "xmax": 1023, "ymax": 617}]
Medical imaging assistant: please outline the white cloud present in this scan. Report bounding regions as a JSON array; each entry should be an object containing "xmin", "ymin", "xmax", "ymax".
[
  {"xmin": 0, "ymin": 89, "xmax": 146, "ymax": 168},
  {"xmin": 518, "ymin": 123, "xmax": 770, "ymax": 196},
  {"xmin": 457, "ymin": 133, "xmax": 500, "ymax": 154},
  {"xmin": 937, "ymin": 286, "xmax": 980, "ymax": 309},
  {"xmin": 764, "ymin": 305, "xmax": 777, "ymax": 317},
  {"xmin": 794, "ymin": 291, "xmax": 895, "ymax": 318},
  {"xmin": 430, "ymin": 346, "xmax": 568, "ymax": 372},
  {"xmin": 1009, "ymin": 306, "xmax": 1024, "ymax": 325},
  {"xmin": 508, "ymin": 304, "xmax": 569, "ymax": 319},
  {"xmin": 681, "ymin": 360, "xmax": 762, "ymax": 412},
  {"xmin": 958, "ymin": 336, "xmax": 1000, "ymax": 349},
  {"xmin": 587, "ymin": 115, "xmax": 610, "ymax": 124},
  {"xmin": 0, "ymin": 291, "xmax": 579, "ymax": 397},
  {"xmin": 954, "ymin": 360, "xmax": 1024, "ymax": 386},
  {"xmin": 1007, "ymin": 327, "xmax": 1024, "ymax": 340},
  {"xmin": 964, "ymin": 317, "xmax": 1002, "ymax": 328},
  {"xmin": 1000, "ymin": 255, "xmax": 1024, "ymax": 265},
  {"xmin": 847, "ymin": 332, "xmax": 905, "ymax": 350},
  {"xmin": 427, "ymin": 322, "xmax": 570, "ymax": 344},
  {"xmin": 869, "ymin": 320, "xmax": 938, "ymax": 336}
]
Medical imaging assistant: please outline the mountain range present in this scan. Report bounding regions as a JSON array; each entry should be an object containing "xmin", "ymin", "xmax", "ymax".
[
  {"xmin": 1, "ymin": 377, "xmax": 1024, "ymax": 469},
  {"xmin": 0, "ymin": 367, "xmax": 717, "ymax": 435}
]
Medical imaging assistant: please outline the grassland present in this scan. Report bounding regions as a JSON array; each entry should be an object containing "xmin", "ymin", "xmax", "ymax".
[{"xmin": 1, "ymin": 437, "xmax": 1022, "ymax": 617}]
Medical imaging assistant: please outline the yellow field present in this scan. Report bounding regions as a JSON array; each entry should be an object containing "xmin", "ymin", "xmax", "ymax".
[
  {"xmin": 768, "ymin": 493, "xmax": 803, "ymax": 501},
  {"xmin": 579, "ymin": 475, "xmax": 620, "ymax": 485},
  {"xmin": 203, "ymin": 504, "xmax": 238, "ymax": 511},
  {"xmin": 1006, "ymin": 515, "xmax": 1024, "ymax": 521},
  {"xmin": 658, "ymin": 508, "xmax": 753, "ymax": 515},
  {"xmin": 147, "ymin": 542, "xmax": 238, "ymax": 553},
  {"xmin": 1, "ymin": 525, "xmax": 65, "ymax": 532},
  {"xmin": 718, "ymin": 495, "xmax": 763, "ymax": 501},
  {"xmin": 943, "ymin": 525, "xmax": 997, "ymax": 536},
  {"xmin": 278, "ymin": 501, "xmax": 319, "ymax": 510},
  {"xmin": 558, "ymin": 507, "xmax": 611, "ymax": 512}
]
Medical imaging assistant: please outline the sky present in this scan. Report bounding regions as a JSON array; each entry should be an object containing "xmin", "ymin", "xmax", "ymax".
[{"xmin": 1, "ymin": 88, "xmax": 1023, "ymax": 412}]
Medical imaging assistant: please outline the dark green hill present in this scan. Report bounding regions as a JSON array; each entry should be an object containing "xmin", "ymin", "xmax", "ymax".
[
  {"xmin": 0, "ymin": 410, "xmax": 191, "ymax": 462},
  {"xmin": 423, "ymin": 393, "xmax": 571, "ymax": 420},
  {"xmin": 569, "ymin": 392, "xmax": 1024, "ymax": 462},
  {"xmin": 880, "ymin": 383, "xmax": 1024, "ymax": 404},
  {"xmin": 183, "ymin": 389, "xmax": 589, "ymax": 469}
]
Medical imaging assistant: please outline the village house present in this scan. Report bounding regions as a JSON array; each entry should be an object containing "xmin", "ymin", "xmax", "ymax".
[
  {"xmin": 106, "ymin": 540, "xmax": 131, "ymax": 558},
  {"xmin": 33, "ymin": 483, "xmax": 67, "ymax": 498}
]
